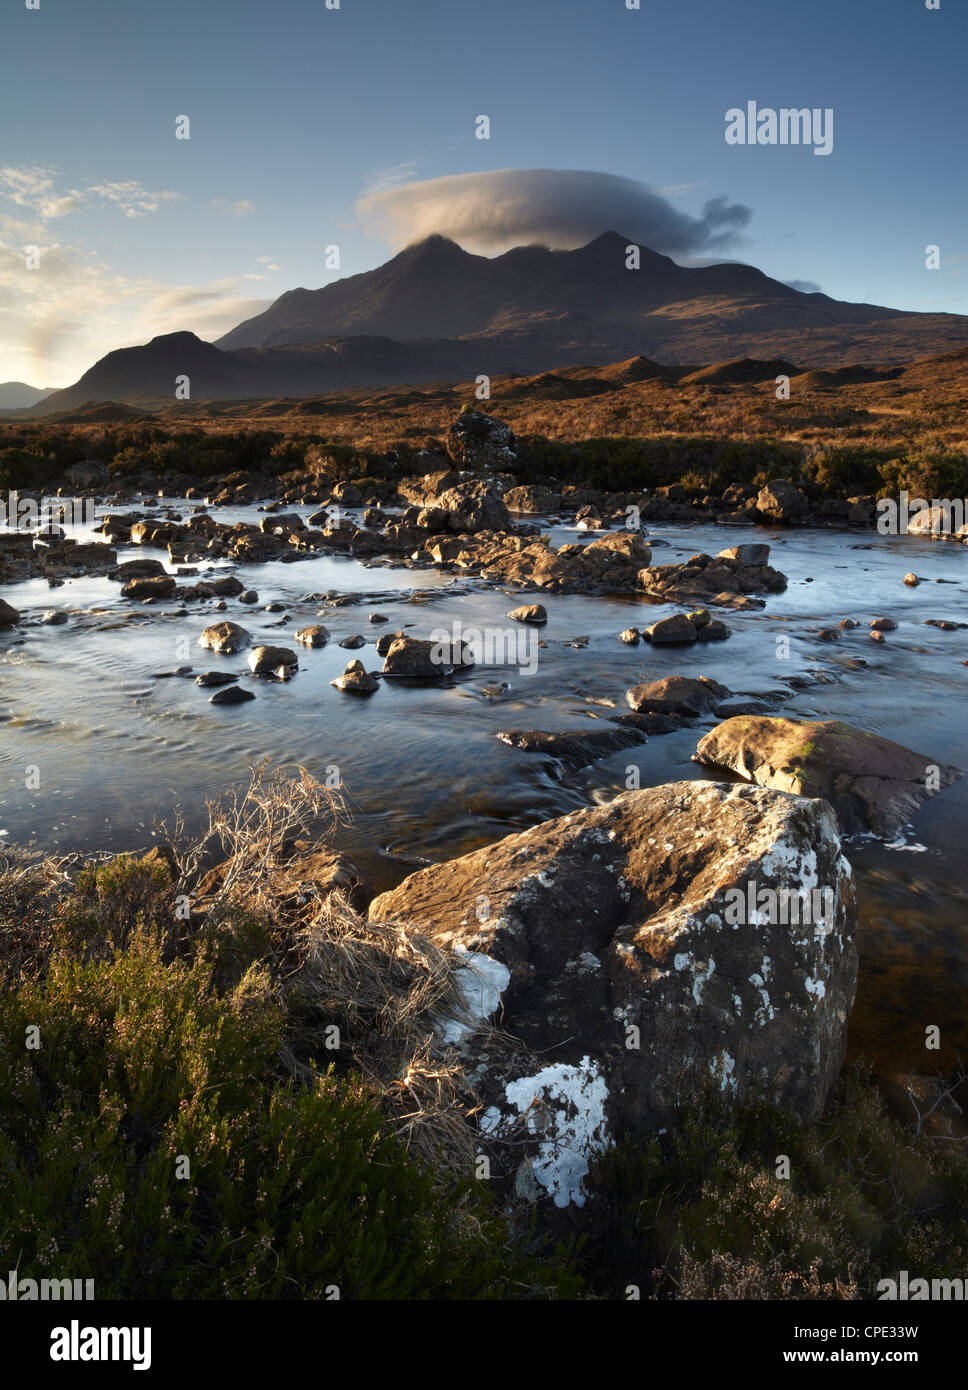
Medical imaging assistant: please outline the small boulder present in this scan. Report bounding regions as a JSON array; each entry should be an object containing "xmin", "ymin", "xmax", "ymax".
[
  {"xmin": 717, "ymin": 543, "xmax": 771, "ymax": 566},
  {"xmin": 199, "ymin": 621, "xmax": 251, "ymax": 654},
  {"xmin": 210, "ymin": 685, "xmax": 256, "ymax": 705},
  {"xmin": 626, "ymin": 675, "xmax": 730, "ymax": 716},
  {"xmin": 643, "ymin": 613, "xmax": 698, "ymax": 645},
  {"xmin": 121, "ymin": 574, "xmax": 177, "ymax": 600},
  {"xmin": 196, "ymin": 671, "xmax": 239, "ymax": 688},
  {"xmin": 331, "ymin": 659, "xmax": 379, "ymax": 693},
  {"xmin": 295, "ymin": 625, "xmax": 330, "ymax": 647},
  {"xmin": 375, "ymin": 630, "xmax": 404, "ymax": 656},
  {"xmin": 382, "ymin": 635, "xmax": 472, "ymax": 679},
  {"xmin": 496, "ymin": 726, "xmax": 646, "ymax": 771},
  {"xmin": 755, "ymin": 479, "xmax": 809, "ymax": 525},
  {"xmin": 508, "ymin": 603, "xmax": 548, "ymax": 625},
  {"xmin": 694, "ymin": 715, "xmax": 965, "ymax": 838},
  {"xmin": 248, "ymin": 645, "xmax": 298, "ymax": 675},
  {"xmin": 208, "ymin": 575, "xmax": 245, "ymax": 597}
]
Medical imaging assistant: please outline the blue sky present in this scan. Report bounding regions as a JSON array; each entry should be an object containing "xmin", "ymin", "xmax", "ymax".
[{"xmin": 1, "ymin": 0, "xmax": 963, "ymax": 385}]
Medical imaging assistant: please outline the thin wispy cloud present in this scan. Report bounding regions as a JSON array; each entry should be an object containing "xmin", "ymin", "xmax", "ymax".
[
  {"xmin": 211, "ymin": 197, "xmax": 256, "ymax": 216},
  {"xmin": 361, "ymin": 154, "xmax": 433, "ymax": 197},
  {"xmin": 0, "ymin": 165, "xmax": 184, "ymax": 223},
  {"xmin": 85, "ymin": 180, "xmax": 184, "ymax": 218}
]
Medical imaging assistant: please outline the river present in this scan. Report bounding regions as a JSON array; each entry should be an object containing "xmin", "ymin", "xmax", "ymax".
[{"xmin": 2, "ymin": 500, "xmax": 966, "ymax": 1082}]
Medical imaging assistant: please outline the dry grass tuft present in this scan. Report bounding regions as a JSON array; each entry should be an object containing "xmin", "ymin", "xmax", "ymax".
[{"xmin": 164, "ymin": 758, "xmax": 481, "ymax": 1175}]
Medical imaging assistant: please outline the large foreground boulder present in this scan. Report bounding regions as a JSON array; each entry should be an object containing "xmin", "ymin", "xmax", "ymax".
[
  {"xmin": 369, "ymin": 781, "xmax": 857, "ymax": 1206},
  {"xmin": 695, "ymin": 716, "xmax": 965, "ymax": 838}
]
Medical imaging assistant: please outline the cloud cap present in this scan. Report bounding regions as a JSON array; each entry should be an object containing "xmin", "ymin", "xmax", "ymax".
[{"xmin": 358, "ymin": 168, "xmax": 751, "ymax": 258}]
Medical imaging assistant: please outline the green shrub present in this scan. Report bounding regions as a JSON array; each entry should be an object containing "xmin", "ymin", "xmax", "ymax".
[
  {"xmin": 0, "ymin": 448, "xmax": 60, "ymax": 490},
  {"xmin": 517, "ymin": 434, "xmax": 805, "ymax": 495},
  {"xmin": 0, "ymin": 930, "xmax": 577, "ymax": 1299},
  {"xmin": 578, "ymin": 1069, "xmax": 968, "ymax": 1299}
]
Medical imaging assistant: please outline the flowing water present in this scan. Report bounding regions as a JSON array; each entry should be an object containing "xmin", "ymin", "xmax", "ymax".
[{"xmin": 2, "ymin": 501, "xmax": 967, "ymax": 1081}]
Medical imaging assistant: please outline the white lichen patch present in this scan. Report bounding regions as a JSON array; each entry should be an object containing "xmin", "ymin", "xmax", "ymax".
[
  {"xmin": 497, "ymin": 1056, "xmax": 609, "ymax": 1208},
  {"xmin": 690, "ymin": 957, "xmax": 715, "ymax": 1004},
  {"xmin": 438, "ymin": 947, "xmax": 510, "ymax": 1044},
  {"xmin": 710, "ymin": 1050, "xmax": 737, "ymax": 1093}
]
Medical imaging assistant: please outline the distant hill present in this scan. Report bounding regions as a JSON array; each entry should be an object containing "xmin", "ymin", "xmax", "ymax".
[
  {"xmin": 0, "ymin": 381, "xmax": 52, "ymax": 410},
  {"xmin": 28, "ymin": 232, "xmax": 968, "ymax": 414}
]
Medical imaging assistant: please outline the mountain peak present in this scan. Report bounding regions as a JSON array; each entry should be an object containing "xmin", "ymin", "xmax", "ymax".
[
  {"xmin": 582, "ymin": 229, "xmax": 633, "ymax": 249},
  {"xmin": 146, "ymin": 330, "xmax": 207, "ymax": 348},
  {"xmin": 396, "ymin": 233, "xmax": 470, "ymax": 261}
]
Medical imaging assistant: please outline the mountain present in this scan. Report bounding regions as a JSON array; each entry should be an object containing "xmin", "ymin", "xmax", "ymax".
[
  {"xmin": 216, "ymin": 230, "xmax": 962, "ymax": 358},
  {"xmin": 0, "ymin": 381, "xmax": 52, "ymax": 410},
  {"xmin": 28, "ymin": 233, "xmax": 968, "ymax": 414}
]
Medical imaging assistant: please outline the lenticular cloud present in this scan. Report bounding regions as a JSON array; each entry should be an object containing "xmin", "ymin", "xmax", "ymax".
[{"xmin": 357, "ymin": 168, "xmax": 751, "ymax": 257}]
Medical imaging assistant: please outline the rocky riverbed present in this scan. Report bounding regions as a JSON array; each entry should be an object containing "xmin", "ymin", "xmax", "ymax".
[{"xmin": 2, "ymin": 483, "xmax": 968, "ymax": 1164}]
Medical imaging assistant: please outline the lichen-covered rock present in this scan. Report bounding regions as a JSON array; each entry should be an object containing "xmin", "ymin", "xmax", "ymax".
[
  {"xmin": 369, "ymin": 781, "xmax": 858, "ymax": 1206},
  {"xmin": 694, "ymin": 716, "xmax": 965, "ymax": 838},
  {"xmin": 446, "ymin": 409, "xmax": 518, "ymax": 471},
  {"xmin": 65, "ymin": 460, "xmax": 110, "ymax": 488}
]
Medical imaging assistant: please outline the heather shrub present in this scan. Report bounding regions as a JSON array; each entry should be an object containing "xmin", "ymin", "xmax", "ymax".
[
  {"xmin": 0, "ymin": 929, "xmax": 578, "ymax": 1299},
  {"xmin": 578, "ymin": 1068, "xmax": 968, "ymax": 1299}
]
